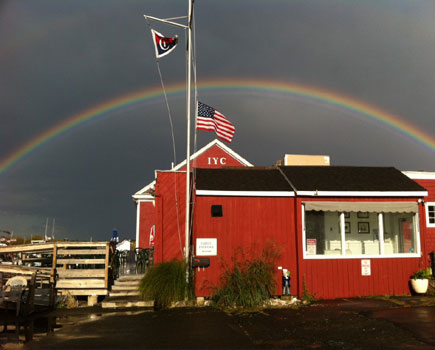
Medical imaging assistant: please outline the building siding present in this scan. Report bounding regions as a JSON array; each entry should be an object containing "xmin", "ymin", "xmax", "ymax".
[
  {"xmin": 154, "ymin": 172, "xmax": 187, "ymax": 263},
  {"xmin": 138, "ymin": 143, "xmax": 249, "ymax": 253},
  {"xmin": 413, "ymin": 179, "xmax": 435, "ymax": 255},
  {"xmin": 193, "ymin": 196, "xmax": 296, "ymax": 297},
  {"xmin": 138, "ymin": 201, "xmax": 155, "ymax": 249}
]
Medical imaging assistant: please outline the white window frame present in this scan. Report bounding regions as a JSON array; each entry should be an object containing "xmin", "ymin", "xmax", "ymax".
[
  {"xmin": 302, "ymin": 204, "xmax": 421, "ymax": 260},
  {"xmin": 425, "ymin": 202, "xmax": 435, "ymax": 228}
]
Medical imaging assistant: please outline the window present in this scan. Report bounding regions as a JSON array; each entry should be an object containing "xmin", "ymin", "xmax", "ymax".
[
  {"xmin": 305, "ymin": 211, "xmax": 341, "ymax": 255},
  {"xmin": 426, "ymin": 203, "xmax": 435, "ymax": 228},
  {"xmin": 211, "ymin": 205, "xmax": 223, "ymax": 217},
  {"xmin": 303, "ymin": 203, "xmax": 419, "ymax": 258},
  {"xmin": 383, "ymin": 213, "xmax": 416, "ymax": 253}
]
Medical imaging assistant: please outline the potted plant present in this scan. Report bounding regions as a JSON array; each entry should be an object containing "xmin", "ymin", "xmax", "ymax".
[{"xmin": 410, "ymin": 267, "xmax": 432, "ymax": 294}]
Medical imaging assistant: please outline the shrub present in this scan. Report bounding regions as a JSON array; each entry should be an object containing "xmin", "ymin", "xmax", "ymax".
[
  {"xmin": 301, "ymin": 277, "xmax": 317, "ymax": 304},
  {"xmin": 138, "ymin": 259, "xmax": 194, "ymax": 310},
  {"xmin": 411, "ymin": 267, "xmax": 432, "ymax": 280},
  {"xmin": 212, "ymin": 243, "xmax": 280, "ymax": 309}
]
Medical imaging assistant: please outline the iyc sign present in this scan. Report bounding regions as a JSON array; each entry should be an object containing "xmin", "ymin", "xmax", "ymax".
[{"xmin": 207, "ymin": 157, "xmax": 227, "ymax": 166}]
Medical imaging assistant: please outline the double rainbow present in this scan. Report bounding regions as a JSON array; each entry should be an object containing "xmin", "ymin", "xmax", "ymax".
[{"xmin": 1, "ymin": 78, "xmax": 434, "ymax": 175}]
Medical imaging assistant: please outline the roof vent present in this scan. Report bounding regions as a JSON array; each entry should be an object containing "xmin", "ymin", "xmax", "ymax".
[{"xmin": 275, "ymin": 154, "xmax": 330, "ymax": 166}]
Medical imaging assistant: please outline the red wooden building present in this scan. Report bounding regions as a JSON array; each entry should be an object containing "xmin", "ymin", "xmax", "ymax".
[
  {"xmin": 133, "ymin": 142, "xmax": 434, "ymax": 299},
  {"xmin": 193, "ymin": 166, "xmax": 429, "ymax": 299},
  {"xmin": 132, "ymin": 139, "xmax": 252, "ymax": 250},
  {"xmin": 403, "ymin": 171, "xmax": 435, "ymax": 257}
]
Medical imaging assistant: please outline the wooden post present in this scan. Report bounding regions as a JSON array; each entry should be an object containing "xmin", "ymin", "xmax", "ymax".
[
  {"xmin": 104, "ymin": 243, "xmax": 110, "ymax": 289},
  {"xmin": 52, "ymin": 244, "xmax": 57, "ymax": 270},
  {"xmin": 49, "ymin": 269, "xmax": 56, "ymax": 309}
]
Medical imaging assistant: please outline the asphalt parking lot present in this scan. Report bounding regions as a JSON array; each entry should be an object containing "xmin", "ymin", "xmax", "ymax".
[{"xmin": 1, "ymin": 296, "xmax": 434, "ymax": 350}]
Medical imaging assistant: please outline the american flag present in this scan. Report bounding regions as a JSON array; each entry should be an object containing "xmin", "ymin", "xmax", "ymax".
[{"xmin": 196, "ymin": 101, "xmax": 235, "ymax": 143}]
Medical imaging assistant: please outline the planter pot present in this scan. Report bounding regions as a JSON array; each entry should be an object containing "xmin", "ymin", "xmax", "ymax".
[{"xmin": 411, "ymin": 278, "xmax": 429, "ymax": 294}]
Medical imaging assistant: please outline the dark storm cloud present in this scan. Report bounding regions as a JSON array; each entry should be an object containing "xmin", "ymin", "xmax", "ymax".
[{"xmin": 0, "ymin": 0, "xmax": 434, "ymax": 240}]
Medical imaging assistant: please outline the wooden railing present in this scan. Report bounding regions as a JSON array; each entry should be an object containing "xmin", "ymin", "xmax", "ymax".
[
  {"xmin": 54, "ymin": 242, "xmax": 112, "ymax": 296},
  {"xmin": 0, "ymin": 241, "xmax": 114, "ymax": 300}
]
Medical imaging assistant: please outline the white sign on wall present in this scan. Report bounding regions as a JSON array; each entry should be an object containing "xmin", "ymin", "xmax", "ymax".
[
  {"xmin": 361, "ymin": 259, "xmax": 371, "ymax": 276},
  {"xmin": 306, "ymin": 239, "xmax": 317, "ymax": 255},
  {"xmin": 196, "ymin": 238, "xmax": 217, "ymax": 256}
]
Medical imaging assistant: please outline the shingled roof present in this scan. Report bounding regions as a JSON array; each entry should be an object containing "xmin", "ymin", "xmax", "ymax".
[
  {"xmin": 195, "ymin": 166, "xmax": 427, "ymax": 195},
  {"xmin": 195, "ymin": 168, "xmax": 291, "ymax": 192},
  {"xmin": 279, "ymin": 166, "xmax": 427, "ymax": 192}
]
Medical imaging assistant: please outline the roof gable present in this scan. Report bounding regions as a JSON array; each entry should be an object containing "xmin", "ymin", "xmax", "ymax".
[
  {"xmin": 134, "ymin": 139, "xmax": 252, "ymax": 198},
  {"xmin": 173, "ymin": 139, "xmax": 253, "ymax": 171}
]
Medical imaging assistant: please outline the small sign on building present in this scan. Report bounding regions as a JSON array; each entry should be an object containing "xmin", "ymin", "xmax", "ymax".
[
  {"xmin": 196, "ymin": 238, "xmax": 217, "ymax": 256},
  {"xmin": 306, "ymin": 239, "xmax": 317, "ymax": 255},
  {"xmin": 361, "ymin": 259, "xmax": 371, "ymax": 276}
]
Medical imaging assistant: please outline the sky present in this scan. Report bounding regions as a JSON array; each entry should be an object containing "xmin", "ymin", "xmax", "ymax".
[{"xmin": 1, "ymin": 0, "xmax": 434, "ymax": 241}]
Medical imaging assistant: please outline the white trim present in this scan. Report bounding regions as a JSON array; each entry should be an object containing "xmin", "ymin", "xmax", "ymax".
[
  {"xmin": 196, "ymin": 190, "xmax": 294, "ymax": 197},
  {"xmin": 415, "ymin": 211, "xmax": 422, "ymax": 254},
  {"xmin": 155, "ymin": 169, "xmax": 186, "ymax": 174},
  {"xmin": 378, "ymin": 213, "xmax": 385, "ymax": 255},
  {"xmin": 403, "ymin": 171, "xmax": 435, "ymax": 180},
  {"xmin": 296, "ymin": 191, "xmax": 427, "ymax": 197},
  {"xmin": 134, "ymin": 180, "xmax": 156, "ymax": 196},
  {"xmin": 303, "ymin": 253, "xmax": 421, "ymax": 260},
  {"xmin": 135, "ymin": 201, "xmax": 141, "ymax": 249},
  {"xmin": 340, "ymin": 213, "xmax": 345, "ymax": 256},
  {"xmin": 425, "ymin": 202, "xmax": 435, "ymax": 228},
  {"xmin": 132, "ymin": 194, "xmax": 154, "ymax": 200},
  {"xmin": 302, "ymin": 204, "xmax": 306, "ymax": 254},
  {"xmin": 172, "ymin": 139, "xmax": 253, "ymax": 171}
]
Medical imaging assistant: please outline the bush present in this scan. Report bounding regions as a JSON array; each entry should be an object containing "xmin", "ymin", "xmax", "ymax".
[
  {"xmin": 411, "ymin": 267, "xmax": 432, "ymax": 280},
  {"xmin": 212, "ymin": 243, "xmax": 280, "ymax": 309},
  {"xmin": 301, "ymin": 277, "xmax": 317, "ymax": 304},
  {"xmin": 138, "ymin": 259, "xmax": 194, "ymax": 310}
]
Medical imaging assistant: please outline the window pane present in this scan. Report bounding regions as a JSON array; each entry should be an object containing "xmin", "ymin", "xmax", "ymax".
[
  {"xmin": 305, "ymin": 211, "xmax": 341, "ymax": 255},
  {"xmin": 343, "ymin": 212, "xmax": 379, "ymax": 255},
  {"xmin": 384, "ymin": 213, "xmax": 416, "ymax": 253},
  {"xmin": 428, "ymin": 205, "xmax": 435, "ymax": 224}
]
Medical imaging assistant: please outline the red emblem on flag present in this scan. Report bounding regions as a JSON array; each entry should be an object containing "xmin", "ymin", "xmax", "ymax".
[{"xmin": 151, "ymin": 29, "xmax": 178, "ymax": 58}]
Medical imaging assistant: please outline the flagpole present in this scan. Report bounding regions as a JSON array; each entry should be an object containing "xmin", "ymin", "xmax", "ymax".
[
  {"xmin": 185, "ymin": 0, "xmax": 193, "ymax": 266},
  {"xmin": 143, "ymin": 2, "xmax": 193, "ymax": 269}
]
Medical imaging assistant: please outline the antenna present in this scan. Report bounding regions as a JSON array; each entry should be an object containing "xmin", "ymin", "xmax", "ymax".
[
  {"xmin": 51, "ymin": 218, "xmax": 55, "ymax": 240},
  {"xmin": 44, "ymin": 217, "xmax": 48, "ymax": 241}
]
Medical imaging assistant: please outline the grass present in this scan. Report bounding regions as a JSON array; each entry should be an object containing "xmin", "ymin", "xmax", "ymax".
[
  {"xmin": 301, "ymin": 278, "xmax": 317, "ymax": 304},
  {"xmin": 212, "ymin": 243, "xmax": 280, "ymax": 310},
  {"xmin": 138, "ymin": 259, "xmax": 194, "ymax": 310}
]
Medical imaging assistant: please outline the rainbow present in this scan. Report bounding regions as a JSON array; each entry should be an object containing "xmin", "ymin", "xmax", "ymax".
[{"xmin": 1, "ymin": 78, "xmax": 434, "ymax": 175}]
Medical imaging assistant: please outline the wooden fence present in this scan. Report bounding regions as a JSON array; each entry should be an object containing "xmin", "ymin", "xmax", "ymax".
[
  {"xmin": 55, "ymin": 242, "xmax": 111, "ymax": 296},
  {"xmin": 0, "ymin": 241, "xmax": 114, "ymax": 300}
]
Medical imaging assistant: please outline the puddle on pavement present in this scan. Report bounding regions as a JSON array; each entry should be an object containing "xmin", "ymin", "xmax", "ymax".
[{"xmin": 0, "ymin": 309, "xmax": 152, "ymax": 346}]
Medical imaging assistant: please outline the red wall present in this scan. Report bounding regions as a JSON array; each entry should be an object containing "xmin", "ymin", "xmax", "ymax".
[
  {"xmin": 138, "ymin": 143, "xmax": 249, "ymax": 252},
  {"xmin": 192, "ymin": 195, "xmax": 427, "ymax": 299},
  {"xmin": 154, "ymin": 172, "xmax": 187, "ymax": 263},
  {"xmin": 295, "ymin": 197, "xmax": 426, "ymax": 299},
  {"xmin": 193, "ymin": 196, "xmax": 296, "ymax": 297},
  {"xmin": 413, "ymin": 179, "xmax": 435, "ymax": 256},
  {"xmin": 138, "ymin": 201, "xmax": 155, "ymax": 249}
]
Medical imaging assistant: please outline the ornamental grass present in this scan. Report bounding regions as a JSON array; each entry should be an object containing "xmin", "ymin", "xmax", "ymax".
[
  {"xmin": 212, "ymin": 243, "xmax": 281, "ymax": 309},
  {"xmin": 138, "ymin": 259, "xmax": 194, "ymax": 310}
]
